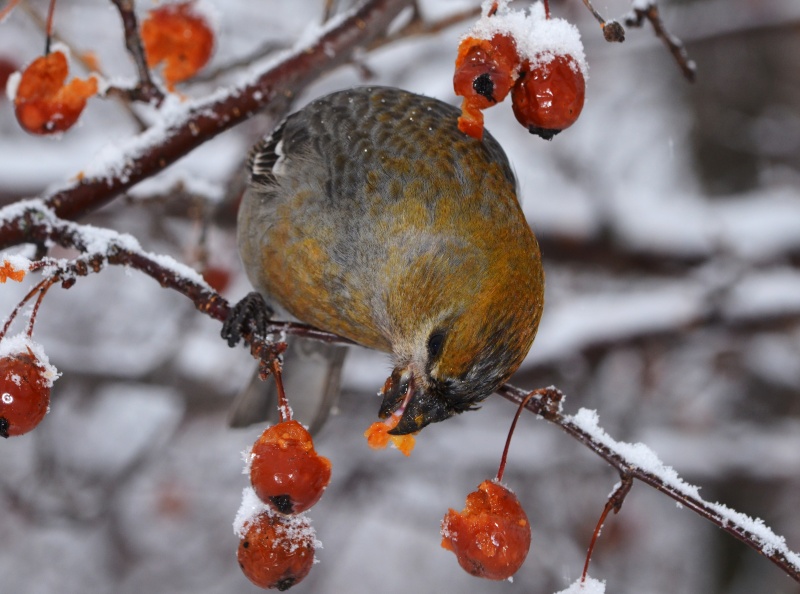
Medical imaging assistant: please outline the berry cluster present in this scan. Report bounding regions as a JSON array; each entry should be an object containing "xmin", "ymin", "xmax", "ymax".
[
  {"xmin": 454, "ymin": 0, "xmax": 587, "ymax": 140},
  {"xmin": 235, "ymin": 360, "xmax": 331, "ymax": 590},
  {"xmin": 4, "ymin": 0, "xmax": 215, "ymax": 136}
]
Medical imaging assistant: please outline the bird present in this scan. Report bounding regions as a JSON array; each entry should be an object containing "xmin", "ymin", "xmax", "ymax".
[{"xmin": 228, "ymin": 85, "xmax": 544, "ymax": 435}]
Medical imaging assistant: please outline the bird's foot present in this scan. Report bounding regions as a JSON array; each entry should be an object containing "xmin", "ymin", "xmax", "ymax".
[{"xmin": 221, "ymin": 292, "xmax": 274, "ymax": 347}]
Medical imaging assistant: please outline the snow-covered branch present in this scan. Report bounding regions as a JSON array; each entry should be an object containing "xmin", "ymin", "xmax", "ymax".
[
  {"xmin": 0, "ymin": 0, "xmax": 412, "ymax": 250},
  {"xmin": 4, "ymin": 199, "xmax": 799, "ymax": 585},
  {"xmin": 497, "ymin": 384, "xmax": 800, "ymax": 583}
]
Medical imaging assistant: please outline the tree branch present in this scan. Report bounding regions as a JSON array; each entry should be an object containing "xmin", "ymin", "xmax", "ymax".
[
  {"xmin": 3, "ymin": 200, "xmax": 799, "ymax": 584},
  {"xmin": 0, "ymin": 0, "xmax": 412, "ymax": 250},
  {"xmin": 496, "ymin": 384, "xmax": 800, "ymax": 583},
  {"xmin": 108, "ymin": 0, "xmax": 165, "ymax": 105}
]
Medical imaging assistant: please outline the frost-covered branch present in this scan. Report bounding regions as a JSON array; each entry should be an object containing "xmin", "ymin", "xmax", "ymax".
[
  {"xmin": 0, "ymin": 0, "xmax": 412, "ymax": 251},
  {"xmin": 4, "ymin": 199, "xmax": 799, "ymax": 584},
  {"xmin": 1, "ymin": 201, "xmax": 351, "ymax": 351},
  {"xmin": 497, "ymin": 384, "xmax": 800, "ymax": 583}
]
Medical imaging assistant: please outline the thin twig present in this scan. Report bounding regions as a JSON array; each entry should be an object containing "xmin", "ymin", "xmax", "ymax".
[
  {"xmin": 496, "ymin": 384, "xmax": 800, "ymax": 583},
  {"xmin": 581, "ymin": 474, "xmax": 634, "ymax": 581},
  {"xmin": 0, "ymin": 0, "xmax": 413, "ymax": 251},
  {"xmin": 44, "ymin": 0, "xmax": 56, "ymax": 54},
  {"xmin": 625, "ymin": 1, "xmax": 696, "ymax": 82},
  {"xmin": 2, "ymin": 200, "xmax": 800, "ymax": 583},
  {"xmin": 368, "ymin": 4, "xmax": 480, "ymax": 52},
  {"xmin": 109, "ymin": 0, "xmax": 165, "ymax": 105}
]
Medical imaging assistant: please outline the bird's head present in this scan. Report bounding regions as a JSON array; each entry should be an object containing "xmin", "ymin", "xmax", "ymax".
[{"xmin": 379, "ymin": 232, "xmax": 544, "ymax": 435}]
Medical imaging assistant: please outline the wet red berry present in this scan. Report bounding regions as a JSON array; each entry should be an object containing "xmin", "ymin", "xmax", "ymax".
[
  {"xmin": 237, "ymin": 507, "xmax": 316, "ymax": 591},
  {"xmin": 13, "ymin": 50, "xmax": 98, "ymax": 135},
  {"xmin": 511, "ymin": 54, "xmax": 585, "ymax": 140},
  {"xmin": 202, "ymin": 265, "xmax": 231, "ymax": 294},
  {"xmin": 249, "ymin": 420, "xmax": 331, "ymax": 515},
  {"xmin": 441, "ymin": 479, "xmax": 531, "ymax": 580},
  {"xmin": 0, "ymin": 349, "xmax": 51, "ymax": 438},
  {"xmin": 141, "ymin": 0, "xmax": 214, "ymax": 91},
  {"xmin": 454, "ymin": 33, "xmax": 520, "ymax": 139}
]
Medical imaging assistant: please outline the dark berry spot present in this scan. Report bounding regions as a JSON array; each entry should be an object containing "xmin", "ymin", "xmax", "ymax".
[
  {"xmin": 270, "ymin": 494, "xmax": 294, "ymax": 515},
  {"xmin": 242, "ymin": 540, "xmax": 249, "ymax": 549},
  {"xmin": 473, "ymin": 73, "xmax": 496, "ymax": 103},
  {"xmin": 276, "ymin": 577, "xmax": 296, "ymax": 591},
  {"xmin": 528, "ymin": 125, "xmax": 561, "ymax": 141},
  {"xmin": 0, "ymin": 417, "xmax": 9, "ymax": 439}
]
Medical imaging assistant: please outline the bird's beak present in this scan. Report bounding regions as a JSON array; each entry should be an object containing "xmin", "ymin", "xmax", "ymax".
[{"xmin": 378, "ymin": 366, "xmax": 453, "ymax": 435}]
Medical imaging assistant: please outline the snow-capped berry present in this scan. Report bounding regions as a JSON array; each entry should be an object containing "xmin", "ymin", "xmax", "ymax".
[
  {"xmin": 0, "ymin": 349, "xmax": 51, "ymax": 438},
  {"xmin": 141, "ymin": 0, "xmax": 214, "ymax": 91},
  {"xmin": 511, "ymin": 54, "xmax": 585, "ymax": 140},
  {"xmin": 249, "ymin": 420, "xmax": 331, "ymax": 515},
  {"xmin": 237, "ymin": 507, "xmax": 316, "ymax": 591},
  {"xmin": 13, "ymin": 50, "xmax": 97, "ymax": 135},
  {"xmin": 441, "ymin": 479, "xmax": 531, "ymax": 580}
]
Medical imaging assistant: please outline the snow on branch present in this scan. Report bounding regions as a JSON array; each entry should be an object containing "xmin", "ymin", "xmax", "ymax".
[
  {"xmin": 0, "ymin": 0, "xmax": 413, "ymax": 251},
  {"xmin": 496, "ymin": 384, "xmax": 800, "ymax": 583},
  {"xmin": 3, "ymin": 199, "xmax": 799, "ymax": 584}
]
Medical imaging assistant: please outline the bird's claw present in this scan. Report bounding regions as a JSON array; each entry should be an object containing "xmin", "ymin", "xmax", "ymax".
[{"xmin": 221, "ymin": 291, "xmax": 274, "ymax": 347}]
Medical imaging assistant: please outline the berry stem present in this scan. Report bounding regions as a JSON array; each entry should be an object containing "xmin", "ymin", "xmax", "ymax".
[
  {"xmin": 26, "ymin": 277, "xmax": 57, "ymax": 338},
  {"xmin": 581, "ymin": 474, "xmax": 634, "ymax": 582},
  {"xmin": 496, "ymin": 390, "xmax": 536, "ymax": 482},
  {"xmin": 579, "ymin": 0, "xmax": 606, "ymax": 27},
  {"xmin": 269, "ymin": 356, "xmax": 292, "ymax": 423},
  {"xmin": 0, "ymin": 276, "xmax": 57, "ymax": 341},
  {"xmin": 543, "ymin": 0, "xmax": 550, "ymax": 20},
  {"xmin": 44, "ymin": 0, "xmax": 57, "ymax": 55},
  {"xmin": 0, "ymin": 0, "xmax": 22, "ymax": 23}
]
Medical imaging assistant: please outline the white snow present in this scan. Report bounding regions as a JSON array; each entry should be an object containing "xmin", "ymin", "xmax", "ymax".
[
  {"xmin": 465, "ymin": 0, "xmax": 588, "ymax": 77},
  {"xmin": 233, "ymin": 486, "xmax": 321, "ymax": 555},
  {"xmin": 233, "ymin": 486, "xmax": 270, "ymax": 538},
  {"xmin": 5, "ymin": 70, "xmax": 20, "ymax": 102},
  {"xmin": 554, "ymin": 576, "xmax": 606, "ymax": 594},
  {"xmin": 0, "ymin": 332, "xmax": 60, "ymax": 388},
  {"xmin": 1, "ymin": 253, "xmax": 31, "ymax": 276},
  {"xmin": 569, "ymin": 407, "xmax": 800, "ymax": 574}
]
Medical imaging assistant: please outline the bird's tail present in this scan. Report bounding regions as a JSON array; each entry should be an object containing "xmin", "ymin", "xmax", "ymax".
[{"xmin": 228, "ymin": 338, "xmax": 348, "ymax": 434}]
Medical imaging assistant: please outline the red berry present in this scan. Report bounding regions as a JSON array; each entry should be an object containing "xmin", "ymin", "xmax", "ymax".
[
  {"xmin": 511, "ymin": 54, "xmax": 585, "ymax": 140},
  {"xmin": 0, "ymin": 349, "xmax": 51, "ymax": 438},
  {"xmin": 454, "ymin": 34, "xmax": 520, "ymax": 139},
  {"xmin": 141, "ymin": 0, "xmax": 214, "ymax": 91},
  {"xmin": 237, "ymin": 507, "xmax": 316, "ymax": 591},
  {"xmin": 249, "ymin": 420, "xmax": 331, "ymax": 515},
  {"xmin": 13, "ymin": 50, "xmax": 98, "ymax": 135},
  {"xmin": 441, "ymin": 479, "xmax": 531, "ymax": 580},
  {"xmin": 202, "ymin": 265, "xmax": 231, "ymax": 294}
]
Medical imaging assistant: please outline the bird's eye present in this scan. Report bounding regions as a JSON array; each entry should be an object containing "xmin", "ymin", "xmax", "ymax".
[{"xmin": 427, "ymin": 331, "xmax": 446, "ymax": 361}]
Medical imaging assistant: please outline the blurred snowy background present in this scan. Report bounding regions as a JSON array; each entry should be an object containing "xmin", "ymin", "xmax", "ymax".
[{"xmin": 1, "ymin": 0, "xmax": 800, "ymax": 592}]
